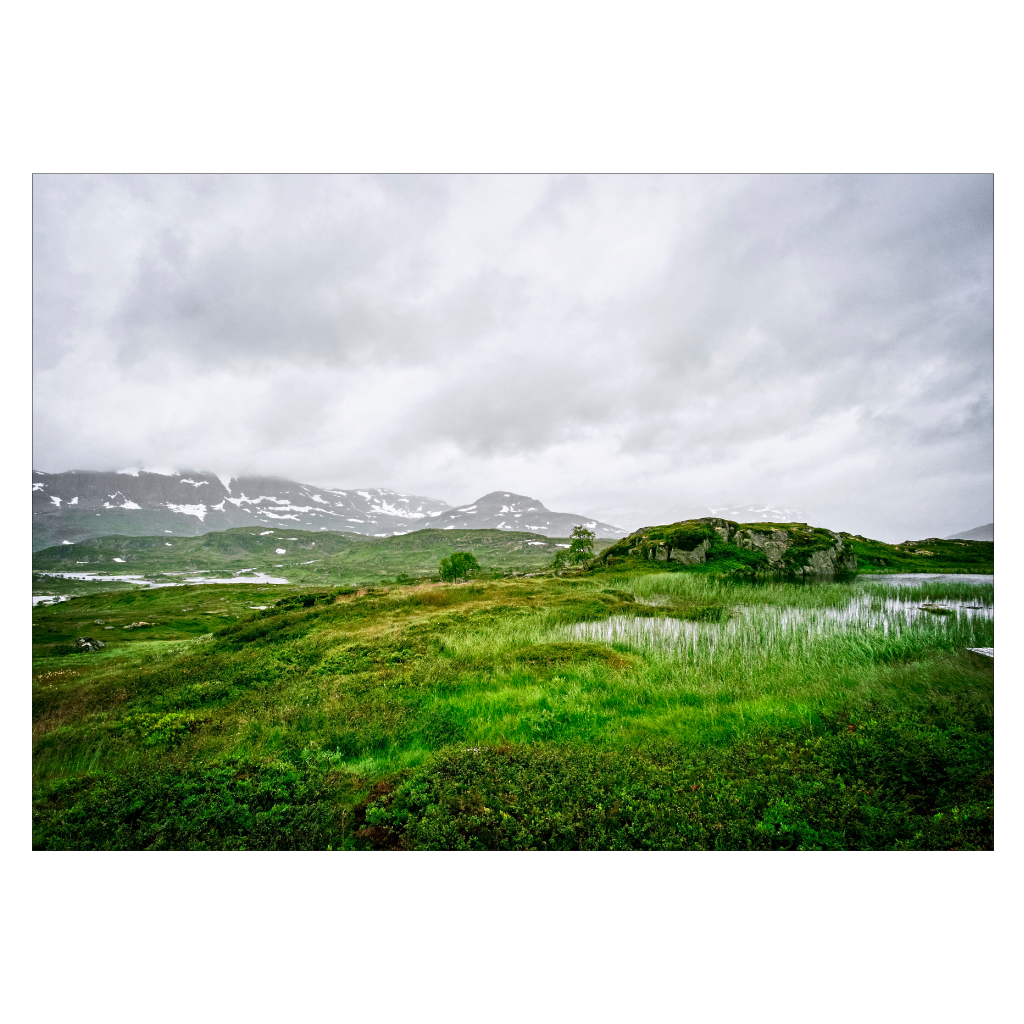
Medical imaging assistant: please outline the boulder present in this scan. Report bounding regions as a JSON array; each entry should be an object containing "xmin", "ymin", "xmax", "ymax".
[{"xmin": 75, "ymin": 637, "xmax": 106, "ymax": 652}]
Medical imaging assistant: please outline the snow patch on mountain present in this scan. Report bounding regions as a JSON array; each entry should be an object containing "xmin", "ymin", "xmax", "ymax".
[{"xmin": 166, "ymin": 503, "xmax": 208, "ymax": 521}]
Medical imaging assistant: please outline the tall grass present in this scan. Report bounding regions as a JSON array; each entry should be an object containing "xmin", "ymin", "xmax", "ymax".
[{"xmin": 624, "ymin": 571, "xmax": 994, "ymax": 609}]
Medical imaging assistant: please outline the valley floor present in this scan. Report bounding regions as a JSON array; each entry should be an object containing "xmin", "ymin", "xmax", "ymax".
[{"xmin": 32, "ymin": 571, "xmax": 994, "ymax": 850}]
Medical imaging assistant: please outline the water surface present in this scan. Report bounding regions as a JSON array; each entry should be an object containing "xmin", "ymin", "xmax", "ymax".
[{"xmin": 573, "ymin": 576, "xmax": 993, "ymax": 661}]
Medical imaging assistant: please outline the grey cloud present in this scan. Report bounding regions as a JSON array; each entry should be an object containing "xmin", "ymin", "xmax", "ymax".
[{"xmin": 32, "ymin": 174, "xmax": 992, "ymax": 542}]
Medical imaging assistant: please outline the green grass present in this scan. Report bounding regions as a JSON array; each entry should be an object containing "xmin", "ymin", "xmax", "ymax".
[{"xmin": 32, "ymin": 565, "xmax": 994, "ymax": 850}]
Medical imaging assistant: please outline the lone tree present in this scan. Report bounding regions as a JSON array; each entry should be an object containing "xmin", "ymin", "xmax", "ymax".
[
  {"xmin": 567, "ymin": 525, "xmax": 595, "ymax": 564},
  {"xmin": 439, "ymin": 551, "xmax": 480, "ymax": 582}
]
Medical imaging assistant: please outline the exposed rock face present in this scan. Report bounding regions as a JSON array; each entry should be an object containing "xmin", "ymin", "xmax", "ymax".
[
  {"xmin": 75, "ymin": 637, "xmax": 105, "ymax": 651},
  {"xmin": 794, "ymin": 544, "xmax": 858, "ymax": 576},
  {"xmin": 733, "ymin": 523, "xmax": 858, "ymax": 575},
  {"xmin": 669, "ymin": 539, "xmax": 711, "ymax": 565},
  {"xmin": 734, "ymin": 528, "xmax": 791, "ymax": 563}
]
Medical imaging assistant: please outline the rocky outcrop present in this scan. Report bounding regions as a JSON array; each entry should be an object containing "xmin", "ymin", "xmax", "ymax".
[
  {"xmin": 601, "ymin": 517, "xmax": 857, "ymax": 577},
  {"xmin": 75, "ymin": 637, "xmax": 105, "ymax": 651}
]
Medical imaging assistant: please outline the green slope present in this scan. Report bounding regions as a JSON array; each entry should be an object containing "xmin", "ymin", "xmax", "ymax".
[
  {"xmin": 33, "ymin": 526, "xmax": 615, "ymax": 592},
  {"xmin": 840, "ymin": 534, "xmax": 993, "ymax": 574}
]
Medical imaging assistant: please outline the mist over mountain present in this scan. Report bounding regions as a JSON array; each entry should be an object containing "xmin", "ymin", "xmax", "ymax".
[
  {"xmin": 946, "ymin": 523, "xmax": 993, "ymax": 542},
  {"xmin": 31, "ymin": 470, "xmax": 624, "ymax": 550}
]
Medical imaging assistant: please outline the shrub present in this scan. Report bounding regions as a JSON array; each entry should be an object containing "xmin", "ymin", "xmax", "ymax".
[{"xmin": 439, "ymin": 552, "xmax": 480, "ymax": 582}]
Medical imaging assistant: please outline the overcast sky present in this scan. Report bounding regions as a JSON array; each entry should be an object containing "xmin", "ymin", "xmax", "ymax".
[{"xmin": 33, "ymin": 174, "xmax": 992, "ymax": 542}]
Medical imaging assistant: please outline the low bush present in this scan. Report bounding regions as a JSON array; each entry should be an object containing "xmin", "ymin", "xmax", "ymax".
[{"xmin": 355, "ymin": 694, "xmax": 993, "ymax": 851}]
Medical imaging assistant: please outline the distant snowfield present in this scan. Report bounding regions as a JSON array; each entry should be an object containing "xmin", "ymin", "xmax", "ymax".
[{"xmin": 33, "ymin": 570, "xmax": 291, "ymax": 594}]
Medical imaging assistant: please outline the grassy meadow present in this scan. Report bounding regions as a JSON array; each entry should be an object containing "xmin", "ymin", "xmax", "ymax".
[{"xmin": 32, "ymin": 559, "xmax": 994, "ymax": 850}]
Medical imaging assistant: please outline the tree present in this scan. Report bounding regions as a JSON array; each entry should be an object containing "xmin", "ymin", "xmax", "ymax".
[
  {"xmin": 439, "ymin": 551, "xmax": 480, "ymax": 581},
  {"xmin": 567, "ymin": 525, "xmax": 595, "ymax": 564}
]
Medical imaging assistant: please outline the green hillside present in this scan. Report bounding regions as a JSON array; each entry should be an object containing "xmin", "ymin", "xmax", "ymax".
[
  {"xmin": 33, "ymin": 526, "xmax": 615, "ymax": 593},
  {"xmin": 841, "ymin": 533, "xmax": 993, "ymax": 574}
]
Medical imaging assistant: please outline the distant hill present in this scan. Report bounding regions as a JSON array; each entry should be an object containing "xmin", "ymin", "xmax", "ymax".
[
  {"xmin": 33, "ymin": 526, "xmax": 616, "ymax": 587},
  {"xmin": 946, "ymin": 523, "xmax": 993, "ymax": 542},
  {"xmin": 32, "ymin": 470, "xmax": 625, "ymax": 550}
]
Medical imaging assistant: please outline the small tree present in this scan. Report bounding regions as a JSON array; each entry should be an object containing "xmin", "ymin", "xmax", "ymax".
[
  {"xmin": 439, "ymin": 551, "xmax": 480, "ymax": 581},
  {"xmin": 567, "ymin": 525, "xmax": 595, "ymax": 564}
]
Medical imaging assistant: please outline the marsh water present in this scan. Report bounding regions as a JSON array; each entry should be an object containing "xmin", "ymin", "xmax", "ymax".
[{"xmin": 573, "ymin": 573, "xmax": 994, "ymax": 663}]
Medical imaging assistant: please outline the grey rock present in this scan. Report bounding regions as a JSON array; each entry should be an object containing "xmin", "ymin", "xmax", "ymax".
[
  {"xmin": 75, "ymin": 637, "xmax": 105, "ymax": 652},
  {"xmin": 670, "ymin": 539, "xmax": 711, "ymax": 565},
  {"xmin": 734, "ymin": 528, "xmax": 791, "ymax": 563}
]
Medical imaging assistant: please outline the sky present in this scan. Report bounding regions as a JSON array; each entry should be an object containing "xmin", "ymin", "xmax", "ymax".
[{"xmin": 32, "ymin": 174, "xmax": 993, "ymax": 542}]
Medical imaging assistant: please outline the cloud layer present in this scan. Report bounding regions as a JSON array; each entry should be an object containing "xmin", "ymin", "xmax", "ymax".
[{"xmin": 33, "ymin": 174, "xmax": 993, "ymax": 541}]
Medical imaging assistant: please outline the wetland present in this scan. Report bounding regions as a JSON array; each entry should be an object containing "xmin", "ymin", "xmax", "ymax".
[{"xmin": 32, "ymin": 550, "xmax": 994, "ymax": 850}]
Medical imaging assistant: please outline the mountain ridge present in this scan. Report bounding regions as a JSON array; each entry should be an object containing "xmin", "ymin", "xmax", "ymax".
[{"xmin": 32, "ymin": 470, "xmax": 625, "ymax": 550}]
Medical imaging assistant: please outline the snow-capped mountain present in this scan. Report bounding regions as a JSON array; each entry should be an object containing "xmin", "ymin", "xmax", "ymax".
[
  {"xmin": 708, "ymin": 501, "xmax": 811, "ymax": 520},
  {"xmin": 32, "ymin": 471, "xmax": 625, "ymax": 549},
  {"xmin": 427, "ymin": 491, "xmax": 624, "ymax": 538},
  {"xmin": 704, "ymin": 504, "xmax": 810, "ymax": 524}
]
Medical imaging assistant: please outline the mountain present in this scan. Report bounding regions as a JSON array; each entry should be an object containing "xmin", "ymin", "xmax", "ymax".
[
  {"xmin": 31, "ymin": 471, "xmax": 625, "ymax": 550},
  {"xmin": 421, "ymin": 491, "xmax": 624, "ymax": 538},
  {"xmin": 946, "ymin": 523, "xmax": 993, "ymax": 542},
  {"xmin": 704, "ymin": 504, "xmax": 810, "ymax": 523}
]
